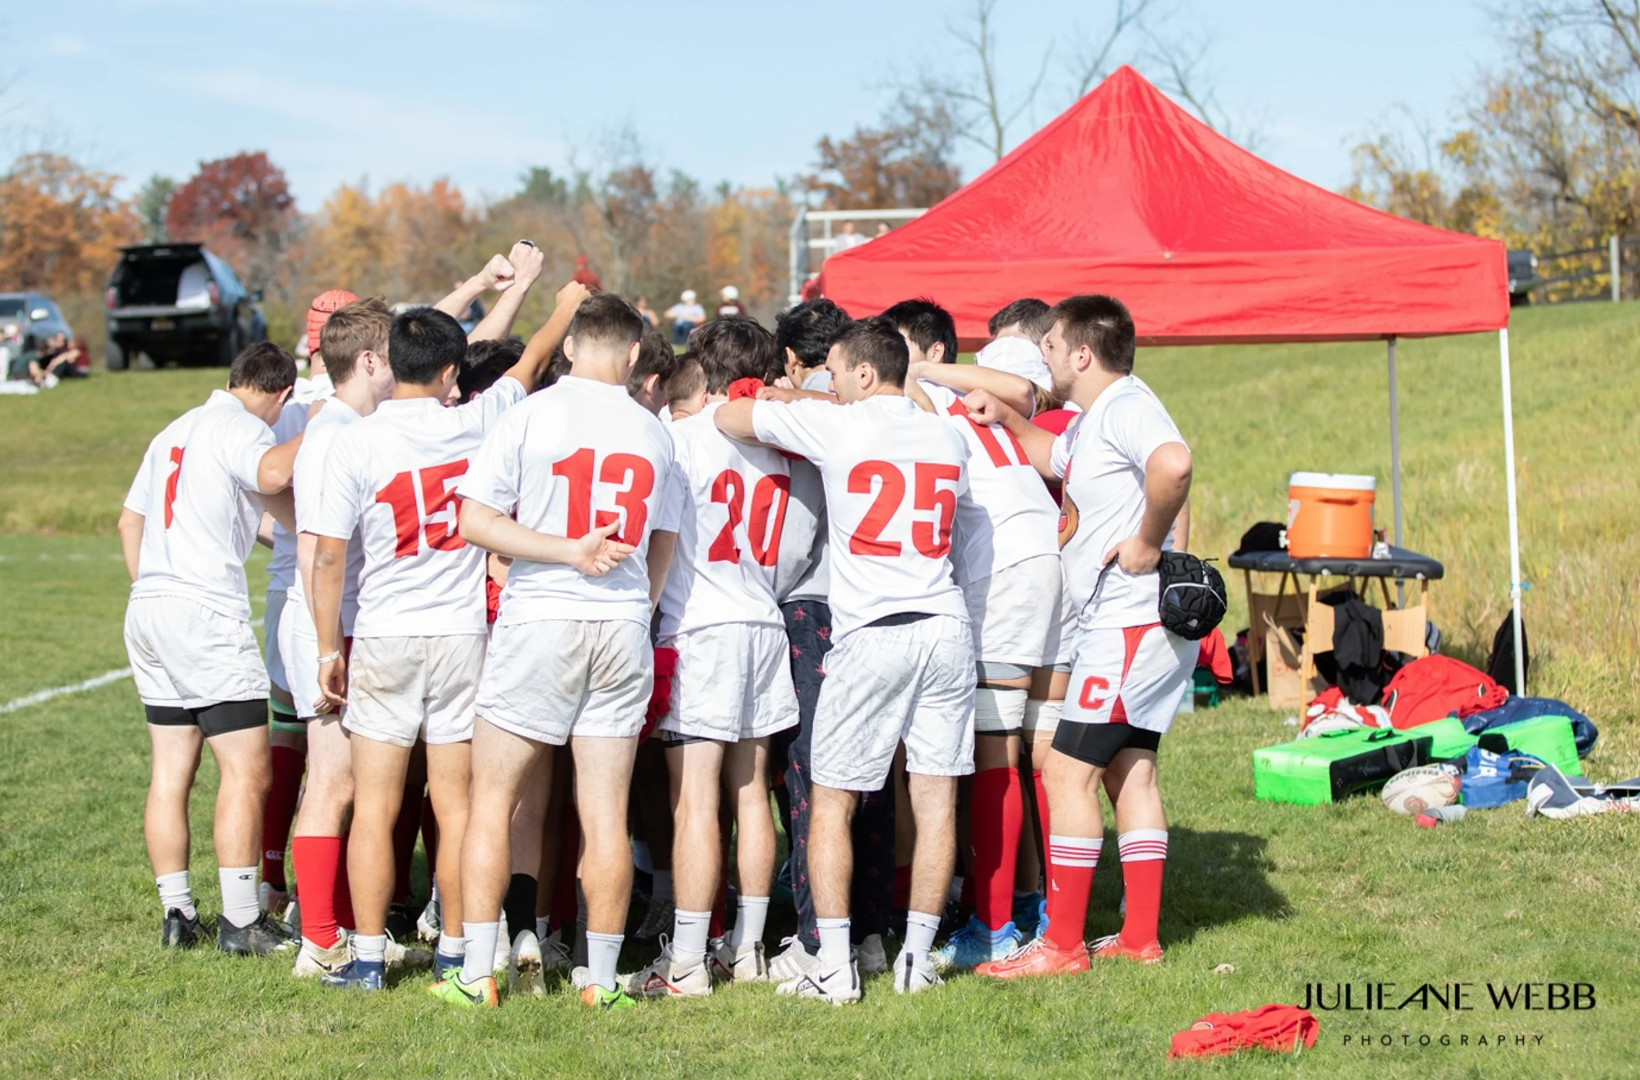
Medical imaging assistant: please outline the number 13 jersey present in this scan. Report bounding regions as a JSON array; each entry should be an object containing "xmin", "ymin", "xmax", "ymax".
[
  {"xmin": 311, "ymin": 377, "xmax": 526, "ymax": 637},
  {"xmin": 459, "ymin": 376, "xmax": 681, "ymax": 628},
  {"xmin": 751, "ymin": 395, "xmax": 973, "ymax": 641}
]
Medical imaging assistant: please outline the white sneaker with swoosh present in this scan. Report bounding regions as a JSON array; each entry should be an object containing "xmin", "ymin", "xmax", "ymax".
[{"xmin": 776, "ymin": 956, "xmax": 861, "ymax": 1005}]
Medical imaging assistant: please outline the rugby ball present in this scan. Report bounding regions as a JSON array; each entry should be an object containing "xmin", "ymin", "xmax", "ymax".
[{"xmin": 1380, "ymin": 765, "xmax": 1461, "ymax": 816}]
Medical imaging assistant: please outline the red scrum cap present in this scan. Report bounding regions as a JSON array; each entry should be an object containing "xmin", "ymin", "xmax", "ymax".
[{"xmin": 307, "ymin": 289, "xmax": 360, "ymax": 357}]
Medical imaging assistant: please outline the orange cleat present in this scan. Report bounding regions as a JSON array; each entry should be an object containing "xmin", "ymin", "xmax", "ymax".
[
  {"xmin": 973, "ymin": 936, "xmax": 1090, "ymax": 980},
  {"xmin": 1088, "ymin": 933, "xmax": 1163, "ymax": 964}
]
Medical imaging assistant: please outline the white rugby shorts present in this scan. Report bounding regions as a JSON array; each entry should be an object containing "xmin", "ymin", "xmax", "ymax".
[
  {"xmin": 124, "ymin": 595, "xmax": 268, "ymax": 709},
  {"xmin": 660, "ymin": 623, "xmax": 799, "ymax": 742},
  {"xmin": 810, "ymin": 614, "xmax": 975, "ymax": 791},
  {"xmin": 263, "ymin": 587, "xmax": 289, "ymax": 694},
  {"xmin": 276, "ymin": 600, "xmax": 323, "ymax": 720},
  {"xmin": 963, "ymin": 553, "xmax": 1063, "ymax": 668},
  {"xmin": 1040, "ymin": 559, "xmax": 1080, "ymax": 669},
  {"xmin": 344, "ymin": 634, "xmax": 485, "ymax": 748},
  {"xmin": 477, "ymin": 619, "xmax": 651, "ymax": 746},
  {"xmin": 1060, "ymin": 623, "xmax": 1193, "ymax": 735}
]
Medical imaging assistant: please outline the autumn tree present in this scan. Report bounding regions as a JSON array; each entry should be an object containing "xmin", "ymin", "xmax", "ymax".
[
  {"xmin": 804, "ymin": 96, "xmax": 964, "ymax": 210},
  {"xmin": 136, "ymin": 175, "xmax": 175, "ymax": 243},
  {"xmin": 166, "ymin": 151, "xmax": 296, "ymax": 292},
  {"xmin": 0, "ymin": 152, "xmax": 141, "ymax": 295}
]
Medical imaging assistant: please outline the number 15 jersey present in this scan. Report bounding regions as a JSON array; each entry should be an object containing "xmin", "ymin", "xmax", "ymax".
[
  {"xmin": 459, "ymin": 376, "xmax": 680, "ymax": 628},
  {"xmin": 311, "ymin": 378, "xmax": 526, "ymax": 637},
  {"xmin": 751, "ymin": 394, "xmax": 973, "ymax": 641}
]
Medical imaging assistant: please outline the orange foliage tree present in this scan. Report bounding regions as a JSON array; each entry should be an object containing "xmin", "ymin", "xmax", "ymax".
[{"xmin": 0, "ymin": 153, "xmax": 141, "ymax": 295}]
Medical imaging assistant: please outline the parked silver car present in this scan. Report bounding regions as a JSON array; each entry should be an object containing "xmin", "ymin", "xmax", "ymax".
[{"xmin": 0, "ymin": 292, "xmax": 74, "ymax": 380}]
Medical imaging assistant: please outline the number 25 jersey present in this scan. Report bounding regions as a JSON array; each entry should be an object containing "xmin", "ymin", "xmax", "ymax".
[
  {"xmin": 751, "ymin": 395, "xmax": 972, "ymax": 641},
  {"xmin": 311, "ymin": 378, "xmax": 526, "ymax": 637}
]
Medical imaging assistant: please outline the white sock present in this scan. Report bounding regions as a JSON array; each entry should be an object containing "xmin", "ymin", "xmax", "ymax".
[
  {"xmin": 947, "ymin": 876, "xmax": 964, "ymax": 905},
  {"xmin": 632, "ymin": 840, "xmax": 654, "ymax": 874},
  {"xmin": 535, "ymin": 916, "xmax": 550, "ymax": 943},
  {"xmin": 817, "ymin": 917, "xmax": 851, "ymax": 966},
  {"xmin": 904, "ymin": 910, "xmax": 941, "ymax": 968},
  {"xmin": 156, "ymin": 871, "xmax": 196, "ymax": 921},
  {"xmin": 651, "ymin": 869, "xmax": 674, "ymax": 902},
  {"xmin": 461, "ymin": 922, "xmax": 499, "ymax": 985},
  {"xmin": 586, "ymin": 931, "xmax": 624, "ymax": 992},
  {"xmin": 353, "ymin": 933, "xmax": 386, "ymax": 964},
  {"xmin": 672, "ymin": 908, "xmax": 711, "ymax": 969},
  {"xmin": 437, "ymin": 932, "xmax": 464, "ymax": 959},
  {"xmin": 731, "ymin": 896, "xmax": 770, "ymax": 953},
  {"xmin": 218, "ymin": 866, "xmax": 260, "ymax": 928}
]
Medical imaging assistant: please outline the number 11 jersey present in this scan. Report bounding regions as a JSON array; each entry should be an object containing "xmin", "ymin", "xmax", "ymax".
[
  {"xmin": 459, "ymin": 375, "xmax": 680, "ymax": 628},
  {"xmin": 311, "ymin": 377, "xmax": 526, "ymax": 637}
]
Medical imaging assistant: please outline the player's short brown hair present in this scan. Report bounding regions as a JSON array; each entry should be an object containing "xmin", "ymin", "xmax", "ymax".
[
  {"xmin": 666, "ymin": 353, "xmax": 706, "ymax": 404},
  {"xmin": 320, "ymin": 297, "xmax": 392, "ymax": 385},
  {"xmin": 569, "ymin": 293, "xmax": 646, "ymax": 352},
  {"xmin": 988, "ymin": 297, "xmax": 1051, "ymax": 342},
  {"xmin": 693, "ymin": 315, "xmax": 778, "ymax": 393},
  {"xmin": 626, "ymin": 325, "xmax": 679, "ymax": 399},
  {"xmin": 227, "ymin": 341, "xmax": 297, "ymax": 393},
  {"xmin": 833, "ymin": 317, "xmax": 909, "ymax": 387},
  {"xmin": 1050, "ymin": 294, "xmax": 1135, "ymax": 375}
]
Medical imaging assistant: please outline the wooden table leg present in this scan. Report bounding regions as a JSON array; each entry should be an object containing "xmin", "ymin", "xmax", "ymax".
[{"xmin": 1300, "ymin": 575, "xmax": 1319, "ymax": 689}]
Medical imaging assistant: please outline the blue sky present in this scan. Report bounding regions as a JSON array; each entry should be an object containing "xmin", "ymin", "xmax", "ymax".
[{"xmin": 11, "ymin": 0, "xmax": 1502, "ymax": 210}]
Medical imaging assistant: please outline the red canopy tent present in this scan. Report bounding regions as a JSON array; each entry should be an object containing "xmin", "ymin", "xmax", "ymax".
[{"xmin": 818, "ymin": 66, "xmax": 1526, "ymax": 689}]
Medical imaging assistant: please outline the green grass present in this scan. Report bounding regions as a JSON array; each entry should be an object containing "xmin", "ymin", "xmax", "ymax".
[{"xmin": 1, "ymin": 305, "xmax": 1637, "ymax": 1078}]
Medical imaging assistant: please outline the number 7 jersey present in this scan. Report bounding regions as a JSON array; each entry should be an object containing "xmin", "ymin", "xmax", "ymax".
[
  {"xmin": 751, "ymin": 395, "xmax": 973, "ymax": 641},
  {"xmin": 310, "ymin": 377, "xmax": 527, "ymax": 637}
]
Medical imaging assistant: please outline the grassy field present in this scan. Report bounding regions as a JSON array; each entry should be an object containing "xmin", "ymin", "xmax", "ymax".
[{"xmin": 1, "ymin": 304, "xmax": 1637, "ymax": 1078}]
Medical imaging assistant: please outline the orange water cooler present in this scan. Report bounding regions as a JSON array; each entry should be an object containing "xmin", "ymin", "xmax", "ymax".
[{"xmin": 1285, "ymin": 473, "xmax": 1376, "ymax": 558}]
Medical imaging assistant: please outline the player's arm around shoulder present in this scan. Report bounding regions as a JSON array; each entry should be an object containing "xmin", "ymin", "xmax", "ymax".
[{"xmin": 961, "ymin": 388, "xmax": 1056, "ymax": 479}]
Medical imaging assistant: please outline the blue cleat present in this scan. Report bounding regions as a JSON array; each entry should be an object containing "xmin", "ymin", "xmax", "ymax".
[
  {"xmin": 433, "ymin": 952, "xmax": 464, "ymax": 982},
  {"xmin": 320, "ymin": 959, "xmax": 385, "ymax": 991},
  {"xmin": 1013, "ymin": 892, "xmax": 1044, "ymax": 938},
  {"xmin": 931, "ymin": 916, "xmax": 1024, "ymax": 971}
]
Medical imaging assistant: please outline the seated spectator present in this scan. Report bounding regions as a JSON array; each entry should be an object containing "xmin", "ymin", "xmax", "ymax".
[
  {"xmin": 28, "ymin": 333, "xmax": 89, "ymax": 387},
  {"xmin": 635, "ymin": 295, "xmax": 659, "ymax": 328},
  {"xmin": 830, "ymin": 220, "xmax": 866, "ymax": 255},
  {"xmin": 665, "ymin": 289, "xmax": 706, "ymax": 345}
]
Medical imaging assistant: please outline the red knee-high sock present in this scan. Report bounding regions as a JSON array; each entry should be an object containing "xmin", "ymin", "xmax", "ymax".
[
  {"xmin": 1043, "ymin": 835, "xmax": 1101, "ymax": 952},
  {"xmin": 1117, "ymin": 830, "xmax": 1167, "ymax": 946},
  {"xmin": 261, "ymin": 745, "xmax": 305, "ymax": 890},
  {"xmin": 291, "ymin": 835, "xmax": 345, "ymax": 948},
  {"xmin": 550, "ymin": 807, "xmax": 580, "ymax": 932},
  {"xmin": 971, "ymin": 767, "xmax": 1023, "ymax": 932},
  {"xmin": 708, "ymin": 827, "xmax": 730, "ymax": 940},
  {"xmin": 892, "ymin": 864, "xmax": 912, "ymax": 910},
  {"xmin": 334, "ymin": 833, "xmax": 356, "ymax": 932}
]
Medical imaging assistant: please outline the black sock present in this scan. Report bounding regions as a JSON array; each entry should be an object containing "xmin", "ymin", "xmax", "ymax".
[{"xmin": 503, "ymin": 874, "xmax": 537, "ymax": 943}]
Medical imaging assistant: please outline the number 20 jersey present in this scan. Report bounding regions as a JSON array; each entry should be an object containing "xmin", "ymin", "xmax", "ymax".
[
  {"xmin": 311, "ymin": 377, "xmax": 526, "ymax": 637},
  {"xmin": 459, "ymin": 375, "xmax": 680, "ymax": 629},
  {"xmin": 751, "ymin": 395, "xmax": 972, "ymax": 641}
]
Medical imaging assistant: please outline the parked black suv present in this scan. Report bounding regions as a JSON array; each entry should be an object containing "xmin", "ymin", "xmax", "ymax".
[{"xmin": 105, "ymin": 243, "xmax": 267, "ymax": 369}]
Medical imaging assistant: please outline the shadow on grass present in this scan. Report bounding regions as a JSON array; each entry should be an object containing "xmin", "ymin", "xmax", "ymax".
[{"xmin": 1086, "ymin": 826, "xmax": 1292, "ymax": 948}]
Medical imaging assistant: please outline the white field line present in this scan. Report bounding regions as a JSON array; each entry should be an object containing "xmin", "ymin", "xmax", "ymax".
[{"xmin": 0, "ymin": 619, "xmax": 263, "ymax": 717}]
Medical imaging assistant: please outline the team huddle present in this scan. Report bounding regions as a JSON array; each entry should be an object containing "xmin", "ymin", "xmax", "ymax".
[{"xmin": 118, "ymin": 240, "xmax": 1194, "ymax": 1010}]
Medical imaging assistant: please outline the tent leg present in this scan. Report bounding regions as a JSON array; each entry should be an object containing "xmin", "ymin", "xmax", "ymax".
[
  {"xmin": 1388, "ymin": 337, "xmax": 1404, "ymax": 605},
  {"xmin": 1498, "ymin": 329, "xmax": 1526, "ymax": 694}
]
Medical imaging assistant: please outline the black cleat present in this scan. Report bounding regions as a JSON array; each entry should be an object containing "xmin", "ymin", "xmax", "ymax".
[
  {"xmin": 386, "ymin": 903, "xmax": 418, "ymax": 941},
  {"xmin": 161, "ymin": 908, "xmax": 208, "ymax": 949},
  {"xmin": 218, "ymin": 911, "xmax": 297, "ymax": 956}
]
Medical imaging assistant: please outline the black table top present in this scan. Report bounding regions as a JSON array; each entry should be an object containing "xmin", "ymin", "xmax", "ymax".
[{"xmin": 1227, "ymin": 545, "xmax": 1444, "ymax": 580}]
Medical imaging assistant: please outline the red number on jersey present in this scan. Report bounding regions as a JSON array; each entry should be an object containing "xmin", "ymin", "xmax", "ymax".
[
  {"xmin": 552, "ymin": 448, "xmax": 657, "ymax": 546},
  {"xmin": 747, "ymin": 475, "xmax": 790, "ymax": 567},
  {"xmin": 373, "ymin": 460, "xmax": 470, "ymax": 559},
  {"xmin": 945, "ymin": 398, "xmax": 1028, "ymax": 468},
  {"xmin": 846, "ymin": 461, "xmax": 961, "ymax": 558},
  {"xmin": 708, "ymin": 469, "xmax": 747, "ymax": 563},
  {"xmin": 163, "ymin": 447, "xmax": 184, "ymax": 528},
  {"xmin": 911, "ymin": 463, "xmax": 961, "ymax": 558},
  {"xmin": 848, "ymin": 460, "xmax": 905, "ymax": 556},
  {"xmin": 708, "ymin": 471, "xmax": 791, "ymax": 566}
]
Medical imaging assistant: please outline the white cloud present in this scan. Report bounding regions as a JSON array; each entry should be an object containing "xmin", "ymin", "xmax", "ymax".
[{"xmin": 47, "ymin": 34, "xmax": 89, "ymax": 56}]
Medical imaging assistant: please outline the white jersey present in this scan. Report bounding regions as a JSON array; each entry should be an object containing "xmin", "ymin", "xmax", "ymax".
[
  {"xmin": 1050, "ymin": 375, "xmax": 1187, "ymax": 630},
  {"xmin": 919, "ymin": 380, "xmax": 1059, "ymax": 584},
  {"xmin": 459, "ymin": 375, "xmax": 680, "ymax": 628},
  {"xmin": 752, "ymin": 394, "xmax": 971, "ymax": 641},
  {"xmin": 311, "ymin": 378, "xmax": 527, "ymax": 637},
  {"xmin": 265, "ymin": 378, "xmax": 333, "ymax": 592},
  {"xmin": 658, "ymin": 401, "xmax": 788, "ymax": 636},
  {"xmin": 123, "ymin": 389, "xmax": 274, "ymax": 620},
  {"xmin": 287, "ymin": 397, "xmax": 366, "ymax": 634}
]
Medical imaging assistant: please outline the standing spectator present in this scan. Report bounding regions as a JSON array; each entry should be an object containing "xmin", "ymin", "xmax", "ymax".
[
  {"xmin": 572, "ymin": 255, "xmax": 603, "ymax": 292},
  {"xmin": 666, "ymin": 290, "xmax": 706, "ymax": 345},
  {"xmin": 874, "ymin": 222, "xmax": 891, "ymax": 239},
  {"xmin": 716, "ymin": 286, "xmax": 747, "ymax": 319},
  {"xmin": 829, "ymin": 220, "xmax": 866, "ymax": 257},
  {"xmin": 634, "ymin": 295, "xmax": 659, "ymax": 328}
]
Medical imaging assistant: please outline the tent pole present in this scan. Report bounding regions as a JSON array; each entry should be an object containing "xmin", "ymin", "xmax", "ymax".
[
  {"xmin": 1387, "ymin": 336, "xmax": 1404, "ymax": 605},
  {"xmin": 1499, "ymin": 328, "xmax": 1526, "ymax": 694}
]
